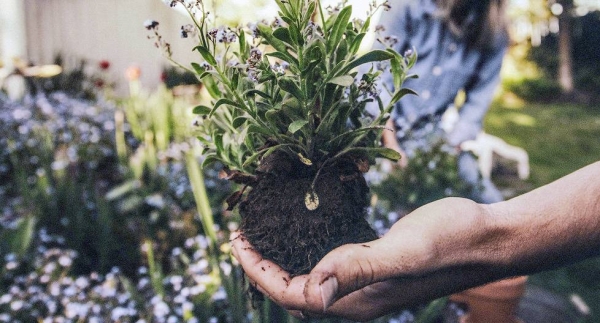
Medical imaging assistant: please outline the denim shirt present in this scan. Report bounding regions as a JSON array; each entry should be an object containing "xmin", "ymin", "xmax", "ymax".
[{"xmin": 377, "ymin": 0, "xmax": 508, "ymax": 146}]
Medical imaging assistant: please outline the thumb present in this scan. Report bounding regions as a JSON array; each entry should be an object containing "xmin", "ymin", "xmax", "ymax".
[{"xmin": 303, "ymin": 240, "xmax": 393, "ymax": 312}]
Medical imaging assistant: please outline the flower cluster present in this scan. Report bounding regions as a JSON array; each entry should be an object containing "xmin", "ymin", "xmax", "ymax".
[
  {"xmin": 207, "ymin": 27, "xmax": 237, "ymax": 43},
  {"xmin": 0, "ymin": 93, "xmax": 118, "ymax": 205},
  {"xmin": 145, "ymin": 20, "xmax": 173, "ymax": 58},
  {"xmin": 0, "ymin": 231, "xmax": 234, "ymax": 323},
  {"xmin": 0, "ymin": 83, "xmax": 235, "ymax": 320}
]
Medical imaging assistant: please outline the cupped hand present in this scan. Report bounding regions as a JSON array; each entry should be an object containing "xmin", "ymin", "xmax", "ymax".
[
  {"xmin": 231, "ymin": 198, "xmax": 489, "ymax": 321},
  {"xmin": 230, "ymin": 232, "xmax": 412, "ymax": 321}
]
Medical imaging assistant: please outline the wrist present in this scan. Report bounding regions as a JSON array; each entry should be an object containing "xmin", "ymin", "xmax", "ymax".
[{"xmin": 424, "ymin": 199, "xmax": 516, "ymax": 272}]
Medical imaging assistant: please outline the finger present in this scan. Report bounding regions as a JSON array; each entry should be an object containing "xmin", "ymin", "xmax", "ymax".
[
  {"xmin": 302, "ymin": 239, "xmax": 412, "ymax": 312},
  {"xmin": 324, "ymin": 280, "xmax": 402, "ymax": 321},
  {"xmin": 229, "ymin": 231, "xmax": 242, "ymax": 260},
  {"xmin": 230, "ymin": 232, "xmax": 312, "ymax": 309}
]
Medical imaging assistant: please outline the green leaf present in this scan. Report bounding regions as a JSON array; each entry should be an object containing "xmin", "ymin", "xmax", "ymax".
[
  {"xmin": 328, "ymin": 6, "xmax": 352, "ymax": 53},
  {"xmin": 280, "ymin": 15, "xmax": 294, "ymax": 26},
  {"xmin": 274, "ymin": 0, "xmax": 291, "ymax": 17},
  {"xmin": 328, "ymin": 75, "xmax": 354, "ymax": 87},
  {"xmin": 390, "ymin": 57, "xmax": 403, "ymax": 88},
  {"xmin": 302, "ymin": 1, "xmax": 316, "ymax": 30},
  {"xmin": 371, "ymin": 147, "xmax": 402, "ymax": 161},
  {"xmin": 193, "ymin": 46, "xmax": 217, "ymax": 66},
  {"xmin": 327, "ymin": 126, "xmax": 385, "ymax": 148},
  {"xmin": 242, "ymin": 144, "xmax": 287, "ymax": 168},
  {"xmin": 193, "ymin": 105, "xmax": 211, "ymax": 115},
  {"xmin": 2, "ymin": 216, "xmax": 35, "ymax": 257},
  {"xmin": 209, "ymin": 98, "xmax": 242, "ymax": 117},
  {"xmin": 242, "ymin": 151, "xmax": 261, "ymax": 169},
  {"xmin": 214, "ymin": 133, "xmax": 224, "ymax": 152},
  {"xmin": 288, "ymin": 120, "xmax": 308, "ymax": 134},
  {"xmin": 391, "ymin": 88, "xmax": 418, "ymax": 104},
  {"xmin": 202, "ymin": 76, "xmax": 222, "ymax": 98},
  {"xmin": 266, "ymin": 52, "xmax": 299, "ymax": 66},
  {"xmin": 335, "ymin": 37, "xmax": 349, "ymax": 63},
  {"xmin": 201, "ymin": 154, "xmax": 220, "ymax": 168},
  {"xmin": 288, "ymin": 23, "xmax": 302, "ymax": 46},
  {"xmin": 349, "ymin": 32, "xmax": 366, "ymax": 54},
  {"xmin": 257, "ymin": 24, "xmax": 289, "ymax": 55},
  {"xmin": 341, "ymin": 50, "xmax": 395, "ymax": 74},
  {"xmin": 244, "ymin": 89, "xmax": 272, "ymax": 100},
  {"xmin": 344, "ymin": 147, "xmax": 402, "ymax": 161},
  {"xmin": 239, "ymin": 29, "xmax": 247, "ymax": 57},
  {"xmin": 231, "ymin": 72, "xmax": 240, "ymax": 90},
  {"xmin": 105, "ymin": 180, "xmax": 141, "ymax": 200},
  {"xmin": 360, "ymin": 16, "xmax": 371, "ymax": 33},
  {"xmin": 328, "ymin": 59, "xmax": 347, "ymax": 78},
  {"xmin": 198, "ymin": 71, "xmax": 212, "ymax": 79},
  {"xmin": 248, "ymin": 124, "xmax": 272, "ymax": 136},
  {"xmin": 278, "ymin": 77, "xmax": 304, "ymax": 101},
  {"xmin": 233, "ymin": 116, "xmax": 247, "ymax": 128},
  {"xmin": 273, "ymin": 27, "xmax": 294, "ymax": 46},
  {"xmin": 191, "ymin": 62, "xmax": 205, "ymax": 75}
]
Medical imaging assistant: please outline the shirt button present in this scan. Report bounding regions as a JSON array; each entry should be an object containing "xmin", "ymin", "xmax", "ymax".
[
  {"xmin": 449, "ymin": 43, "xmax": 458, "ymax": 52},
  {"xmin": 422, "ymin": 90, "xmax": 431, "ymax": 100},
  {"xmin": 432, "ymin": 66, "xmax": 442, "ymax": 76}
]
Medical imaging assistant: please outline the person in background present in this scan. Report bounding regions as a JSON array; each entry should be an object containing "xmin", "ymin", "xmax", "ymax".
[
  {"xmin": 377, "ymin": 0, "xmax": 509, "ymax": 203},
  {"xmin": 231, "ymin": 161, "xmax": 600, "ymax": 321}
]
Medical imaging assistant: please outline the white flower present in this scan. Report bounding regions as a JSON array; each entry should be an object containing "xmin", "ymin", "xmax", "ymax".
[
  {"xmin": 0, "ymin": 294, "xmax": 11, "ymax": 304},
  {"xmin": 153, "ymin": 300, "xmax": 170, "ymax": 318},
  {"xmin": 10, "ymin": 300, "xmax": 24, "ymax": 311}
]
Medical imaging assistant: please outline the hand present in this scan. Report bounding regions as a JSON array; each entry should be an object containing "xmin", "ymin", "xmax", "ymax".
[{"xmin": 231, "ymin": 198, "xmax": 494, "ymax": 321}]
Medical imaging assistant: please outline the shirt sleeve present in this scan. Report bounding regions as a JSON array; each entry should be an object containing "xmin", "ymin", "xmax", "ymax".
[{"xmin": 446, "ymin": 43, "xmax": 508, "ymax": 146}]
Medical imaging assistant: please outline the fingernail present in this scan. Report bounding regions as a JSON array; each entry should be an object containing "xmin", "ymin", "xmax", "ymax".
[{"xmin": 319, "ymin": 276, "xmax": 338, "ymax": 311}]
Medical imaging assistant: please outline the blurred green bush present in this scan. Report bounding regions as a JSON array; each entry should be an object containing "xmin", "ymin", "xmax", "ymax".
[{"xmin": 502, "ymin": 77, "xmax": 562, "ymax": 102}]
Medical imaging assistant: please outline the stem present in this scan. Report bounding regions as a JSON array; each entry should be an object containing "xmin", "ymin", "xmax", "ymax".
[
  {"xmin": 317, "ymin": 0, "xmax": 328, "ymax": 39},
  {"xmin": 183, "ymin": 3, "xmax": 208, "ymax": 48},
  {"xmin": 185, "ymin": 149, "xmax": 218, "ymax": 256},
  {"xmin": 167, "ymin": 57, "xmax": 195, "ymax": 75}
]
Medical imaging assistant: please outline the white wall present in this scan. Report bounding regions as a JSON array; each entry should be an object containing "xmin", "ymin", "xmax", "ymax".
[
  {"xmin": 22, "ymin": 0, "xmax": 199, "ymax": 94},
  {"xmin": 12, "ymin": 0, "xmax": 379, "ymax": 95},
  {"xmin": 1, "ymin": 0, "xmax": 28, "ymax": 65}
]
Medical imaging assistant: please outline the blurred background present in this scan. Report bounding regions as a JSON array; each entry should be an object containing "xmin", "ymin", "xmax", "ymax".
[{"xmin": 0, "ymin": 0, "xmax": 599, "ymax": 322}]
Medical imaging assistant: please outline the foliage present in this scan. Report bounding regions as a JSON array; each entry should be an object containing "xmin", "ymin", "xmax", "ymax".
[
  {"xmin": 526, "ymin": 11, "xmax": 600, "ymax": 95},
  {"xmin": 502, "ymin": 76, "xmax": 562, "ymax": 102},
  {"xmin": 152, "ymin": 0, "xmax": 416, "ymax": 208},
  {"xmin": 0, "ymin": 234, "xmax": 236, "ymax": 322},
  {"xmin": 370, "ymin": 141, "xmax": 473, "ymax": 215},
  {"xmin": 0, "ymin": 74, "xmax": 250, "ymax": 322},
  {"xmin": 0, "ymin": 92, "xmax": 134, "ymax": 275}
]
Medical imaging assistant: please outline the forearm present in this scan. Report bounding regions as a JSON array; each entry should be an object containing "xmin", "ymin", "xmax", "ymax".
[
  {"xmin": 379, "ymin": 163, "xmax": 600, "ymax": 310},
  {"xmin": 426, "ymin": 161, "xmax": 600, "ymax": 281},
  {"xmin": 484, "ymin": 161, "xmax": 600, "ymax": 274}
]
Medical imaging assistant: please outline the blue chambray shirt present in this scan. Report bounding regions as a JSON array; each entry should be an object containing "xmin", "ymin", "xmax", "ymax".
[{"xmin": 377, "ymin": 0, "xmax": 508, "ymax": 146}]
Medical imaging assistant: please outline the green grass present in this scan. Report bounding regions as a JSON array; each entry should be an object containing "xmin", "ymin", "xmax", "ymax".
[{"xmin": 485, "ymin": 99, "xmax": 600, "ymax": 321}]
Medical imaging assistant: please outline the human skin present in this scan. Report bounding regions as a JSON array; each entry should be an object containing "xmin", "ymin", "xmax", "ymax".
[{"xmin": 231, "ymin": 161, "xmax": 600, "ymax": 321}]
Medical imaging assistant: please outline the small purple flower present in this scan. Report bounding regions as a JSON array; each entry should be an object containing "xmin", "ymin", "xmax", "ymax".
[
  {"xmin": 144, "ymin": 20, "xmax": 159, "ymax": 30},
  {"xmin": 247, "ymin": 48, "xmax": 262, "ymax": 67},
  {"xmin": 180, "ymin": 24, "xmax": 195, "ymax": 38}
]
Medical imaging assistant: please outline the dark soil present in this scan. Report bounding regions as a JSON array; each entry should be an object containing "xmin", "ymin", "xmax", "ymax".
[{"xmin": 239, "ymin": 152, "xmax": 378, "ymax": 278}]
